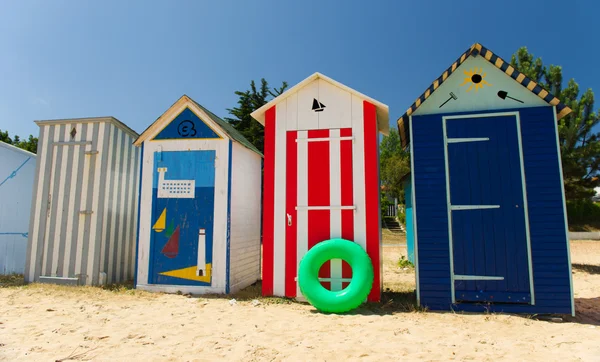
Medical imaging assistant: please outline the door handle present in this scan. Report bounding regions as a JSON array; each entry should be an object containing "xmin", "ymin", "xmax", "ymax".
[{"xmin": 287, "ymin": 213, "xmax": 292, "ymax": 226}]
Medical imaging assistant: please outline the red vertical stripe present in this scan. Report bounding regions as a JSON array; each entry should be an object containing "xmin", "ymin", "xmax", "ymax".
[
  {"xmin": 261, "ymin": 106, "xmax": 276, "ymax": 296},
  {"xmin": 285, "ymin": 131, "xmax": 298, "ymax": 297},
  {"xmin": 307, "ymin": 129, "xmax": 331, "ymax": 290},
  {"xmin": 340, "ymin": 128, "xmax": 354, "ymax": 289},
  {"xmin": 363, "ymin": 101, "xmax": 381, "ymax": 302}
]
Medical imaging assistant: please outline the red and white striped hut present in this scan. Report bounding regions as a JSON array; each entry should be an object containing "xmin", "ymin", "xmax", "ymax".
[{"xmin": 251, "ymin": 72, "xmax": 389, "ymax": 302}]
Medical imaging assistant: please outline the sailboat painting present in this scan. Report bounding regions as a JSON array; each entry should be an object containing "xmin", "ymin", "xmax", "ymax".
[
  {"xmin": 149, "ymin": 150, "xmax": 216, "ymax": 286},
  {"xmin": 152, "ymin": 208, "xmax": 167, "ymax": 232}
]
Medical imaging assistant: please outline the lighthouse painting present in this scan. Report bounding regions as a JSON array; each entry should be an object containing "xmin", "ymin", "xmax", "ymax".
[{"xmin": 148, "ymin": 150, "xmax": 216, "ymax": 286}]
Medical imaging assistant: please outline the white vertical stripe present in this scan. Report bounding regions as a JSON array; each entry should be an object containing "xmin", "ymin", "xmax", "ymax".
[
  {"xmin": 41, "ymin": 126, "xmax": 61, "ymax": 275},
  {"xmin": 28, "ymin": 125, "xmax": 51, "ymax": 281},
  {"xmin": 441, "ymin": 117, "xmax": 456, "ymax": 303},
  {"xmin": 273, "ymin": 103, "xmax": 287, "ymax": 296},
  {"xmin": 86, "ymin": 122, "xmax": 106, "ymax": 283},
  {"xmin": 63, "ymin": 124, "xmax": 82, "ymax": 277},
  {"xmin": 286, "ymin": 94, "xmax": 298, "ymax": 131},
  {"xmin": 74, "ymin": 124, "xmax": 94, "ymax": 277},
  {"xmin": 129, "ymin": 146, "xmax": 139, "ymax": 278},
  {"xmin": 126, "ymin": 136, "xmax": 137, "ymax": 279},
  {"xmin": 117, "ymin": 129, "xmax": 130, "ymax": 281},
  {"xmin": 514, "ymin": 113, "xmax": 535, "ymax": 305},
  {"xmin": 296, "ymin": 130, "xmax": 309, "ymax": 298},
  {"xmin": 50, "ymin": 125, "xmax": 71, "ymax": 275},
  {"xmin": 99, "ymin": 125, "xmax": 115, "ymax": 276},
  {"xmin": 108, "ymin": 129, "xmax": 123, "ymax": 283},
  {"xmin": 329, "ymin": 129, "xmax": 342, "ymax": 291},
  {"xmin": 351, "ymin": 95, "xmax": 367, "ymax": 250},
  {"xmin": 123, "ymin": 133, "xmax": 133, "ymax": 279}
]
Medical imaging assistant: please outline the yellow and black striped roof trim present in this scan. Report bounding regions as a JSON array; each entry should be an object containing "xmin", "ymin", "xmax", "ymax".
[{"xmin": 397, "ymin": 43, "xmax": 572, "ymax": 148}]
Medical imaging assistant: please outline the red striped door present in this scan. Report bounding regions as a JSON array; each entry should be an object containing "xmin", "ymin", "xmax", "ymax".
[{"xmin": 285, "ymin": 128, "xmax": 354, "ymax": 297}]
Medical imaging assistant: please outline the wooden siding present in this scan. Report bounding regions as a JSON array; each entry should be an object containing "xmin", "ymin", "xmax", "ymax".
[
  {"xmin": 229, "ymin": 141, "xmax": 262, "ymax": 293},
  {"xmin": 25, "ymin": 120, "xmax": 139, "ymax": 285},
  {"xmin": 412, "ymin": 106, "xmax": 572, "ymax": 314}
]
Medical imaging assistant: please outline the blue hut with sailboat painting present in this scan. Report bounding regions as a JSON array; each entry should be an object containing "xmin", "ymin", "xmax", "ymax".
[{"xmin": 133, "ymin": 95, "xmax": 263, "ymax": 295}]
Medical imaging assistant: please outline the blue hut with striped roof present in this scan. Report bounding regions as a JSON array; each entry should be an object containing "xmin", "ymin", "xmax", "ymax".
[{"xmin": 398, "ymin": 43, "xmax": 574, "ymax": 315}]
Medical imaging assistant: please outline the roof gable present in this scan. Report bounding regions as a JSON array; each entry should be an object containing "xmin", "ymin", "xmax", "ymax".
[
  {"xmin": 251, "ymin": 72, "xmax": 390, "ymax": 135},
  {"xmin": 134, "ymin": 95, "xmax": 262, "ymax": 157},
  {"xmin": 153, "ymin": 107, "xmax": 222, "ymax": 141},
  {"xmin": 397, "ymin": 43, "xmax": 572, "ymax": 148}
]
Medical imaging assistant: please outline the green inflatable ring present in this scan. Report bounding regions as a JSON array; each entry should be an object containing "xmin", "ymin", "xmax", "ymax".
[{"xmin": 298, "ymin": 238, "xmax": 374, "ymax": 313}]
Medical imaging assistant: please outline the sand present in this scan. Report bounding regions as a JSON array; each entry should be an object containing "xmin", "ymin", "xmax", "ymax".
[{"xmin": 0, "ymin": 240, "xmax": 598, "ymax": 361}]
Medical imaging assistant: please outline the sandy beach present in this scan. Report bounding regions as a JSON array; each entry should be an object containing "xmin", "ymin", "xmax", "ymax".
[{"xmin": 1, "ymin": 239, "xmax": 598, "ymax": 361}]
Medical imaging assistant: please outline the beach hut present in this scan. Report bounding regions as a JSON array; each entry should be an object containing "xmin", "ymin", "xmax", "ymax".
[
  {"xmin": 133, "ymin": 95, "xmax": 262, "ymax": 294},
  {"xmin": 398, "ymin": 43, "xmax": 574, "ymax": 315},
  {"xmin": 0, "ymin": 141, "xmax": 36, "ymax": 275},
  {"xmin": 25, "ymin": 117, "xmax": 140, "ymax": 286},
  {"xmin": 251, "ymin": 72, "xmax": 389, "ymax": 302}
]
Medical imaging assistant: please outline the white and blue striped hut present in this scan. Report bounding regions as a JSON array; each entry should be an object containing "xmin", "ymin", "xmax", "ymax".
[
  {"xmin": 25, "ymin": 117, "xmax": 140, "ymax": 286},
  {"xmin": 398, "ymin": 43, "xmax": 574, "ymax": 315}
]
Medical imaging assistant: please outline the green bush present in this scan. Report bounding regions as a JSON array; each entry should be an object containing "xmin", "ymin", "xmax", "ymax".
[
  {"xmin": 397, "ymin": 209, "xmax": 406, "ymax": 225},
  {"xmin": 398, "ymin": 255, "xmax": 414, "ymax": 269},
  {"xmin": 566, "ymin": 199, "xmax": 600, "ymax": 226}
]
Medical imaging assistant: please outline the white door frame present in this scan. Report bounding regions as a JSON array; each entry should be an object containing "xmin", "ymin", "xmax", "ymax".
[{"xmin": 442, "ymin": 111, "xmax": 535, "ymax": 305}]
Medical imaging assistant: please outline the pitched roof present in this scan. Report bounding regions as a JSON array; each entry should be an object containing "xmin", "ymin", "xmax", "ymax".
[
  {"xmin": 397, "ymin": 43, "xmax": 573, "ymax": 148},
  {"xmin": 134, "ymin": 95, "xmax": 262, "ymax": 157},
  {"xmin": 251, "ymin": 72, "xmax": 390, "ymax": 135},
  {"xmin": 0, "ymin": 140, "xmax": 37, "ymax": 158}
]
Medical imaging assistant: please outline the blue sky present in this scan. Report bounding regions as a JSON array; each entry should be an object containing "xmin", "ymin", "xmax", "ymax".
[{"xmin": 1, "ymin": 0, "xmax": 597, "ymax": 138}]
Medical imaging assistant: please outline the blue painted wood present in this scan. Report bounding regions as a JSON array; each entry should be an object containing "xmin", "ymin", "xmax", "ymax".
[
  {"xmin": 447, "ymin": 115, "xmax": 531, "ymax": 303},
  {"xmin": 154, "ymin": 107, "xmax": 220, "ymax": 140},
  {"xmin": 225, "ymin": 140, "xmax": 232, "ymax": 294},
  {"xmin": 412, "ymin": 106, "xmax": 572, "ymax": 315},
  {"xmin": 149, "ymin": 150, "xmax": 216, "ymax": 286}
]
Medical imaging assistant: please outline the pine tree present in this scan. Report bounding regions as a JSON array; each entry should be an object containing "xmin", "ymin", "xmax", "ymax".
[
  {"xmin": 0, "ymin": 129, "xmax": 38, "ymax": 154},
  {"xmin": 511, "ymin": 47, "xmax": 600, "ymax": 200},
  {"xmin": 225, "ymin": 79, "xmax": 288, "ymax": 153}
]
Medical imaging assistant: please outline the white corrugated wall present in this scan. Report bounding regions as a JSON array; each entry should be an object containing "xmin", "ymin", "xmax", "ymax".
[{"xmin": 25, "ymin": 119, "xmax": 139, "ymax": 285}]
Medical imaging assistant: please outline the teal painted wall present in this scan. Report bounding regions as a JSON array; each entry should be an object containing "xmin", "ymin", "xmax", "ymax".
[{"xmin": 404, "ymin": 178, "xmax": 414, "ymax": 264}]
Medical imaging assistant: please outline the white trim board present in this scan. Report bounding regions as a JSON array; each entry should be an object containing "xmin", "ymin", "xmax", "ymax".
[
  {"xmin": 447, "ymin": 137, "xmax": 489, "ymax": 143},
  {"xmin": 442, "ymin": 111, "xmax": 535, "ymax": 305},
  {"xmin": 455, "ymin": 275, "xmax": 504, "ymax": 281},
  {"xmin": 451, "ymin": 205, "xmax": 500, "ymax": 211}
]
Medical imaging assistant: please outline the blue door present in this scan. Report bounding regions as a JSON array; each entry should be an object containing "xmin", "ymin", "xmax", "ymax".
[
  {"xmin": 445, "ymin": 114, "xmax": 532, "ymax": 304},
  {"xmin": 149, "ymin": 150, "xmax": 216, "ymax": 286}
]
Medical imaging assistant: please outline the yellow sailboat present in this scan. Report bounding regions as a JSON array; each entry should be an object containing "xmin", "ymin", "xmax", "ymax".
[{"xmin": 153, "ymin": 208, "xmax": 166, "ymax": 232}]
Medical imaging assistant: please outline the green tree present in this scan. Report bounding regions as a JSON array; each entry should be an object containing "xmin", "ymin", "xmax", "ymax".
[
  {"xmin": 225, "ymin": 78, "xmax": 288, "ymax": 153},
  {"xmin": 0, "ymin": 129, "xmax": 38, "ymax": 154},
  {"xmin": 379, "ymin": 127, "xmax": 410, "ymax": 201},
  {"xmin": 511, "ymin": 47, "xmax": 600, "ymax": 200}
]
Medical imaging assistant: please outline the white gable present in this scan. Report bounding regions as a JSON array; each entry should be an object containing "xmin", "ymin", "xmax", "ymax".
[
  {"xmin": 251, "ymin": 72, "xmax": 389, "ymax": 134},
  {"xmin": 413, "ymin": 56, "xmax": 548, "ymax": 116}
]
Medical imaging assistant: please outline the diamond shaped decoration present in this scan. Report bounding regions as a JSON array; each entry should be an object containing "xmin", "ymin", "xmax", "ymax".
[{"xmin": 70, "ymin": 128, "xmax": 77, "ymax": 139}]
